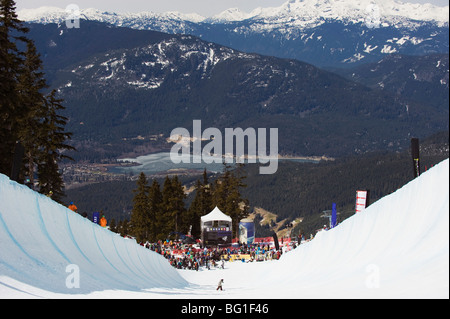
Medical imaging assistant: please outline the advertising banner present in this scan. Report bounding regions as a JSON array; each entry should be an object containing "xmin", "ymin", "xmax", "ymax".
[
  {"xmin": 331, "ymin": 203, "xmax": 337, "ymax": 228},
  {"xmin": 93, "ymin": 212, "xmax": 100, "ymax": 224},
  {"xmin": 411, "ymin": 138, "xmax": 420, "ymax": 178},
  {"xmin": 355, "ymin": 190, "xmax": 370, "ymax": 213},
  {"xmin": 239, "ymin": 221, "xmax": 255, "ymax": 244}
]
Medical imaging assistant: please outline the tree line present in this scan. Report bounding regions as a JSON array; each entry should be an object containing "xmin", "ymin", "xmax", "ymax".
[
  {"xmin": 0, "ymin": 0, "xmax": 73, "ymax": 202},
  {"xmin": 65, "ymin": 132, "xmax": 448, "ymax": 240},
  {"xmin": 126, "ymin": 165, "xmax": 249, "ymax": 243}
]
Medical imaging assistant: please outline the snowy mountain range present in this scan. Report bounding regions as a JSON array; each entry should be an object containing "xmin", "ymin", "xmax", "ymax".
[
  {"xmin": 16, "ymin": 1, "xmax": 449, "ymax": 158},
  {"xmin": 25, "ymin": 20, "xmax": 448, "ymax": 158},
  {"xmin": 18, "ymin": 0, "xmax": 449, "ymax": 67},
  {"xmin": 17, "ymin": 0, "xmax": 450, "ymax": 26}
]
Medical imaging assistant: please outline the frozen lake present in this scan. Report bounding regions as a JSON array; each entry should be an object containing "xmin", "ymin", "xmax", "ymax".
[
  {"xmin": 115, "ymin": 152, "xmax": 226, "ymax": 175},
  {"xmin": 114, "ymin": 152, "xmax": 319, "ymax": 175}
]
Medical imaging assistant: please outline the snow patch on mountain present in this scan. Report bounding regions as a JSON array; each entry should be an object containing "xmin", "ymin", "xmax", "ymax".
[{"xmin": 61, "ymin": 36, "xmax": 256, "ymax": 91}]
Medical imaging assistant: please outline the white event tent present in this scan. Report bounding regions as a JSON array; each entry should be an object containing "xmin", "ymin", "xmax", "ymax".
[
  {"xmin": 200, "ymin": 206, "xmax": 232, "ymax": 245},
  {"xmin": 201, "ymin": 206, "xmax": 232, "ymax": 225}
]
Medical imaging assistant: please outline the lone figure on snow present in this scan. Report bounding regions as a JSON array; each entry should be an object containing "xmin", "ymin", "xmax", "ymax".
[
  {"xmin": 216, "ymin": 279, "xmax": 224, "ymax": 291},
  {"xmin": 68, "ymin": 201, "xmax": 78, "ymax": 213}
]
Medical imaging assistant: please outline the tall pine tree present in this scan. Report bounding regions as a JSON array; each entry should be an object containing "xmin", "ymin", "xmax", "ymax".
[
  {"xmin": 0, "ymin": 0, "xmax": 29, "ymax": 176},
  {"xmin": 187, "ymin": 170, "xmax": 213, "ymax": 239},
  {"xmin": 148, "ymin": 179, "xmax": 162, "ymax": 242},
  {"xmin": 130, "ymin": 172, "xmax": 151, "ymax": 243},
  {"xmin": 158, "ymin": 175, "xmax": 187, "ymax": 240},
  {"xmin": 171, "ymin": 175, "xmax": 187, "ymax": 235},
  {"xmin": 17, "ymin": 41, "xmax": 48, "ymax": 186},
  {"xmin": 212, "ymin": 164, "xmax": 249, "ymax": 238},
  {"xmin": 37, "ymin": 90, "xmax": 74, "ymax": 201},
  {"xmin": 159, "ymin": 176, "xmax": 174, "ymax": 239},
  {"xmin": 0, "ymin": 1, "xmax": 73, "ymax": 199}
]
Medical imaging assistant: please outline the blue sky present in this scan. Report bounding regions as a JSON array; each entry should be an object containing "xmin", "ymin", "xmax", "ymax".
[{"xmin": 15, "ymin": 0, "xmax": 450, "ymax": 16}]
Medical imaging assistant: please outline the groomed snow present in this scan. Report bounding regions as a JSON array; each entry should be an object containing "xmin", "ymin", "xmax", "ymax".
[{"xmin": 0, "ymin": 159, "xmax": 448, "ymax": 299}]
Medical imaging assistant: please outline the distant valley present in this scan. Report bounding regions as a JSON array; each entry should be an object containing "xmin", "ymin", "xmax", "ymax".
[{"xmin": 26, "ymin": 20, "xmax": 448, "ymax": 161}]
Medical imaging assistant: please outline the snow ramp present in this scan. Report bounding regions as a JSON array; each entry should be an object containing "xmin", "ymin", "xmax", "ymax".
[
  {"xmin": 250, "ymin": 159, "xmax": 449, "ymax": 298},
  {"xmin": 0, "ymin": 174, "xmax": 188, "ymax": 296},
  {"xmin": 0, "ymin": 159, "xmax": 449, "ymax": 299}
]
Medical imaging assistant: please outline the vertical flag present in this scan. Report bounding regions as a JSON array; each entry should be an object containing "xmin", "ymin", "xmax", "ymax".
[
  {"xmin": 331, "ymin": 203, "xmax": 337, "ymax": 228},
  {"xmin": 93, "ymin": 212, "xmax": 100, "ymax": 224},
  {"xmin": 355, "ymin": 190, "xmax": 370, "ymax": 213},
  {"xmin": 273, "ymin": 232, "xmax": 280, "ymax": 250},
  {"xmin": 411, "ymin": 138, "xmax": 420, "ymax": 178}
]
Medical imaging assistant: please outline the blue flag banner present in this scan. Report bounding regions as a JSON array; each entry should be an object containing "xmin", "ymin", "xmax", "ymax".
[
  {"xmin": 93, "ymin": 212, "xmax": 100, "ymax": 224},
  {"xmin": 331, "ymin": 203, "xmax": 337, "ymax": 228}
]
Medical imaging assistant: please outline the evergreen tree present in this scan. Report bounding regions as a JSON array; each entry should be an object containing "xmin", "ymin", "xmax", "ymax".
[
  {"xmin": 201, "ymin": 169, "xmax": 213, "ymax": 212},
  {"xmin": 213, "ymin": 164, "xmax": 232, "ymax": 210},
  {"xmin": 0, "ymin": 1, "xmax": 73, "ymax": 198},
  {"xmin": 130, "ymin": 172, "xmax": 150, "ymax": 243},
  {"xmin": 158, "ymin": 176, "xmax": 174, "ymax": 239},
  {"xmin": 16, "ymin": 41, "xmax": 48, "ymax": 185},
  {"xmin": 171, "ymin": 175, "xmax": 187, "ymax": 235},
  {"xmin": 187, "ymin": 170, "xmax": 213, "ymax": 239},
  {"xmin": 158, "ymin": 175, "xmax": 186, "ymax": 240},
  {"xmin": 212, "ymin": 164, "xmax": 249, "ymax": 238},
  {"xmin": 118, "ymin": 219, "xmax": 130, "ymax": 237},
  {"xmin": 109, "ymin": 218, "xmax": 117, "ymax": 233},
  {"xmin": 148, "ymin": 179, "xmax": 162, "ymax": 242},
  {"xmin": 37, "ymin": 90, "xmax": 74, "ymax": 202},
  {"xmin": 0, "ymin": 0, "xmax": 29, "ymax": 176},
  {"xmin": 186, "ymin": 179, "xmax": 204, "ymax": 239}
]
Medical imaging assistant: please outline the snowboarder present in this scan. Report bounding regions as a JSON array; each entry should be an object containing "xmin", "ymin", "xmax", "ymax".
[
  {"xmin": 216, "ymin": 279, "xmax": 224, "ymax": 291},
  {"xmin": 68, "ymin": 202, "xmax": 78, "ymax": 212},
  {"xmin": 100, "ymin": 215, "xmax": 107, "ymax": 227}
]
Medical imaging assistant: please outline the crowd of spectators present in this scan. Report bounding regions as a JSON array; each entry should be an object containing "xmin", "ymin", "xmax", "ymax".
[{"xmin": 140, "ymin": 240, "xmax": 293, "ymax": 271}]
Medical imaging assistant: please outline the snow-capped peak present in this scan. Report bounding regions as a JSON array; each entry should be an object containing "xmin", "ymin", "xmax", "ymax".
[
  {"xmin": 18, "ymin": 6, "xmax": 68, "ymax": 23},
  {"xmin": 205, "ymin": 0, "xmax": 449, "ymax": 24},
  {"xmin": 150, "ymin": 11, "xmax": 206, "ymax": 23},
  {"xmin": 247, "ymin": 0, "xmax": 449, "ymax": 24},
  {"xmin": 211, "ymin": 8, "xmax": 252, "ymax": 22}
]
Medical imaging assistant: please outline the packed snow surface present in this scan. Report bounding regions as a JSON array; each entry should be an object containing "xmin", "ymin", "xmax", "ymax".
[{"xmin": 0, "ymin": 159, "xmax": 448, "ymax": 299}]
